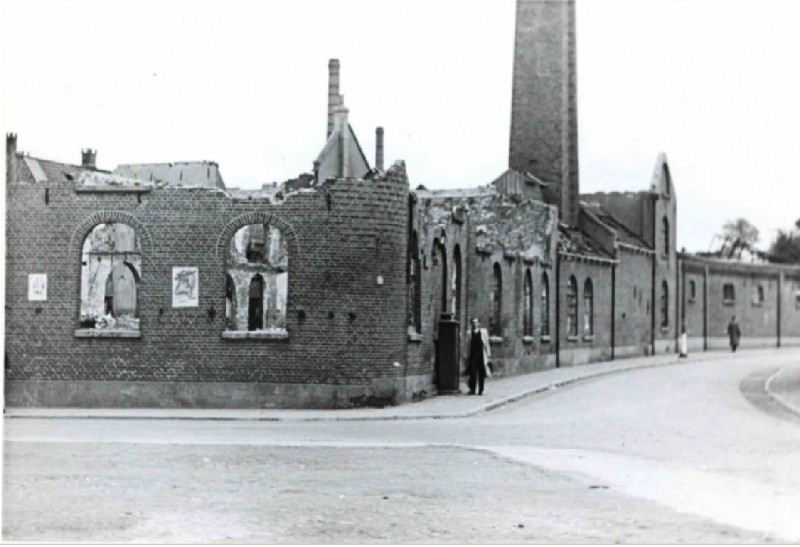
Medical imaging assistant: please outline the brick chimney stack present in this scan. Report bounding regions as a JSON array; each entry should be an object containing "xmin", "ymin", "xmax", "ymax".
[
  {"xmin": 81, "ymin": 148, "xmax": 97, "ymax": 170},
  {"xmin": 375, "ymin": 127, "xmax": 384, "ymax": 171},
  {"xmin": 6, "ymin": 133, "xmax": 17, "ymax": 184},
  {"xmin": 334, "ymin": 103, "xmax": 350, "ymax": 177},
  {"xmin": 327, "ymin": 59, "xmax": 341, "ymax": 139}
]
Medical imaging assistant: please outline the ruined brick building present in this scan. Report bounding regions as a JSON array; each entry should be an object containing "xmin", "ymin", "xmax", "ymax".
[{"xmin": 6, "ymin": 0, "xmax": 800, "ymax": 408}]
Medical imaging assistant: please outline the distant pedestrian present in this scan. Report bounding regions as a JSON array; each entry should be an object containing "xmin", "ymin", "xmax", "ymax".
[
  {"xmin": 466, "ymin": 317, "xmax": 492, "ymax": 395},
  {"xmin": 727, "ymin": 315, "xmax": 741, "ymax": 352}
]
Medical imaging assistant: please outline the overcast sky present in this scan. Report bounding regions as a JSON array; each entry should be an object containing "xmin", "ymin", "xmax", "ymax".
[{"xmin": 2, "ymin": 0, "xmax": 798, "ymax": 253}]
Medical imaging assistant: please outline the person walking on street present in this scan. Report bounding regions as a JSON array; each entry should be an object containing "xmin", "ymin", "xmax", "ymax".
[
  {"xmin": 727, "ymin": 315, "xmax": 741, "ymax": 352},
  {"xmin": 466, "ymin": 317, "xmax": 492, "ymax": 395}
]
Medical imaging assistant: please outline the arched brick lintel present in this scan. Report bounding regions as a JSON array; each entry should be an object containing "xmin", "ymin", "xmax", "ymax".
[
  {"xmin": 69, "ymin": 210, "xmax": 153, "ymax": 258},
  {"xmin": 215, "ymin": 211, "xmax": 300, "ymax": 259}
]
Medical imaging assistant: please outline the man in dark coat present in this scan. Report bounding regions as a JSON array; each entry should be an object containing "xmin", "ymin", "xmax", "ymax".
[
  {"xmin": 727, "ymin": 315, "xmax": 741, "ymax": 352},
  {"xmin": 466, "ymin": 317, "xmax": 492, "ymax": 396}
]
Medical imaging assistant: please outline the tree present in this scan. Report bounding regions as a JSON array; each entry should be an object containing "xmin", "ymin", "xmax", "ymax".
[
  {"xmin": 721, "ymin": 218, "xmax": 760, "ymax": 248},
  {"xmin": 769, "ymin": 218, "xmax": 800, "ymax": 264},
  {"xmin": 714, "ymin": 217, "xmax": 760, "ymax": 259}
]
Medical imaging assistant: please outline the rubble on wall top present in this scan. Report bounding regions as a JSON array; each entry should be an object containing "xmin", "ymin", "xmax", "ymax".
[
  {"xmin": 113, "ymin": 161, "xmax": 225, "ymax": 189},
  {"xmin": 77, "ymin": 171, "xmax": 155, "ymax": 188},
  {"xmin": 415, "ymin": 186, "xmax": 495, "ymax": 200},
  {"xmin": 558, "ymin": 223, "xmax": 615, "ymax": 259}
]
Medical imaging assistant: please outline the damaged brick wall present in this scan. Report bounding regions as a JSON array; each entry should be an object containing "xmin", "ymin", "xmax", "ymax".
[
  {"xmin": 405, "ymin": 189, "xmax": 470, "ymax": 398},
  {"xmin": 411, "ymin": 189, "xmax": 558, "ymax": 380},
  {"xmin": 467, "ymin": 193, "xmax": 558, "ymax": 375},
  {"xmin": 5, "ymin": 162, "xmax": 409, "ymax": 408}
]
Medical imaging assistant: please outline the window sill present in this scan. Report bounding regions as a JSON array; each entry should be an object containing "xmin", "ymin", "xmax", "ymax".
[
  {"xmin": 723, "ymin": 300, "xmax": 735, "ymax": 307},
  {"xmin": 222, "ymin": 329, "xmax": 289, "ymax": 340},
  {"xmin": 75, "ymin": 328, "xmax": 141, "ymax": 339},
  {"xmin": 540, "ymin": 335, "xmax": 551, "ymax": 344},
  {"xmin": 660, "ymin": 326, "xmax": 670, "ymax": 333},
  {"xmin": 407, "ymin": 332, "xmax": 423, "ymax": 343},
  {"xmin": 566, "ymin": 335, "xmax": 579, "ymax": 342},
  {"xmin": 688, "ymin": 298, "xmax": 696, "ymax": 304},
  {"xmin": 751, "ymin": 302, "xmax": 763, "ymax": 308},
  {"xmin": 489, "ymin": 336, "xmax": 504, "ymax": 345},
  {"xmin": 583, "ymin": 334, "xmax": 594, "ymax": 342},
  {"xmin": 522, "ymin": 335, "xmax": 534, "ymax": 344}
]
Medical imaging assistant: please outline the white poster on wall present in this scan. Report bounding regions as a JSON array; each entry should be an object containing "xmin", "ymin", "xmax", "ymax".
[
  {"xmin": 172, "ymin": 267, "xmax": 199, "ymax": 308},
  {"xmin": 28, "ymin": 273, "xmax": 47, "ymax": 301}
]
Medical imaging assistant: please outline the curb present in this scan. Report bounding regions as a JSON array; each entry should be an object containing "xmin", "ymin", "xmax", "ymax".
[
  {"xmin": 4, "ymin": 357, "xmax": 680, "ymax": 423},
  {"xmin": 764, "ymin": 368, "xmax": 800, "ymax": 418}
]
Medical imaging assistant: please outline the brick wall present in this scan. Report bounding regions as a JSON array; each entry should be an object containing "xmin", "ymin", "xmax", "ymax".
[
  {"xmin": 556, "ymin": 257, "xmax": 613, "ymax": 366},
  {"xmin": 509, "ymin": 0, "xmax": 579, "ymax": 224},
  {"xmin": 5, "ymin": 163, "xmax": 409, "ymax": 408},
  {"xmin": 678, "ymin": 257, "xmax": 800, "ymax": 351},
  {"xmin": 614, "ymin": 247, "xmax": 653, "ymax": 357}
]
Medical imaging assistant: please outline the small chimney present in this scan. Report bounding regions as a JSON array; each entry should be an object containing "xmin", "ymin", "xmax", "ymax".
[
  {"xmin": 334, "ymin": 104, "xmax": 350, "ymax": 177},
  {"xmin": 81, "ymin": 148, "xmax": 97, "ymax": 170},
  {"xmin": 327, "ymin": 59, "xmax": 341, "ymax": 140},
  {"xmin": 6, "ymin": 133, "xmax": 18, "ymax": 184},
  {"xmin": 375, "ymin": 127, "xmax": 384, "ymax": 171}
]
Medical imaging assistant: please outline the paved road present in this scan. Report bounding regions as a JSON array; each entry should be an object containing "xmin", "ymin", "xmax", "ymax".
[{"xmin": 4, "ymin": 349, "xmax": 800, "ymax": 542}]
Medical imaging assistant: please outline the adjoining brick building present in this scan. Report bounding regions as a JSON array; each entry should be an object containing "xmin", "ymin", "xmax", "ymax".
[{"xmin": 5, "ymin": 0, "xmax": 800, "ymax": 409}]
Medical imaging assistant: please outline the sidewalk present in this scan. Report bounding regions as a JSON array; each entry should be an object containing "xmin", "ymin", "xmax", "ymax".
[{"xmin": 3, "ymin": 349, "xmax": 789, "ymax": 422}]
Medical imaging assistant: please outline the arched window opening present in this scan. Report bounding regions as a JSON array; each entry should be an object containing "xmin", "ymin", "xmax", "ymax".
[
  {"xmin": 566, "ymin": 276, "xmax": 578, "ymax": 337},
  {"xmin": 490, "ymin": 263, "xmax": 502, "ymax": 336},
  {"xmin": 583, "ymin": 278, "xmax": 594, "ymax": 336},
  {"xmin": 661, "ymin": 280, "xmax": 669, "ymax": 328},
  {"xmin": 662, "ymin": 217, "xmax": 670, "ymax": 256},
  {"xmin": 523, "ymin": 270, "xmax": 534, "ymax": 337},
  {"xmin": 541, "ymin": 272, "xmax": 550, "ymax": 336},
  {"xmin": 227, "ymin": 224, "xmax": 288, "ymax": 332},
  {"xmin": 80, "ymin": 223, "xmax": 141, "ymax": 331},
  {"xmin": 452, "ymin": 245, "xmax": 462, "ymax": 318}
]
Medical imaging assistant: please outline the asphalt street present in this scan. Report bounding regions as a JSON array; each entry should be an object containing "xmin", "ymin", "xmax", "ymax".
[{"xmin": 4, "ymin": 348, "xmax": 800, "ymax": 542}]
